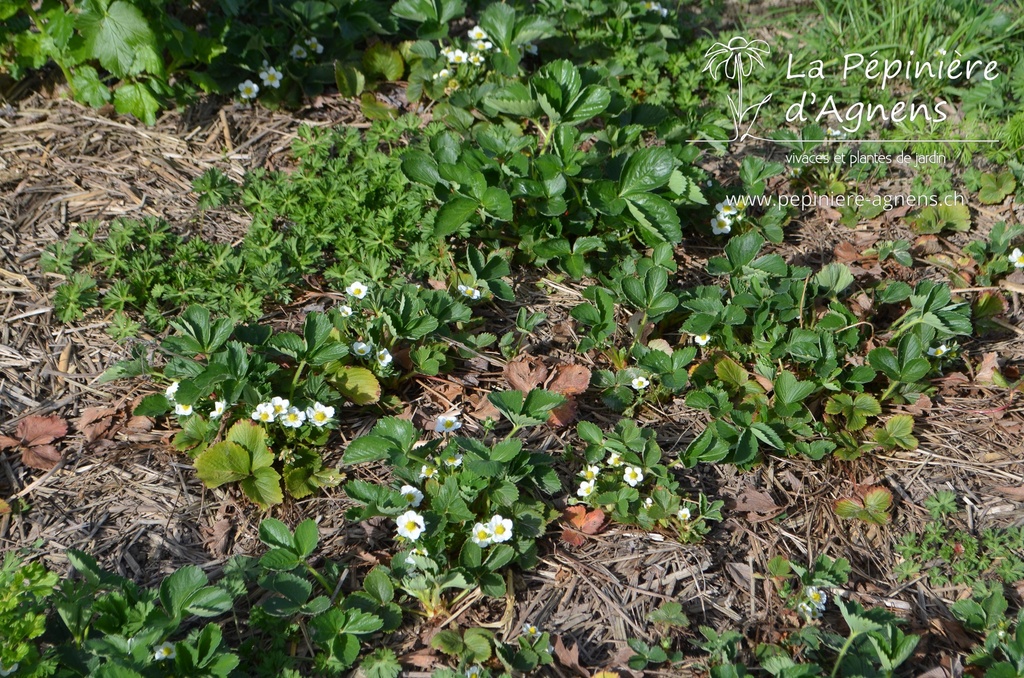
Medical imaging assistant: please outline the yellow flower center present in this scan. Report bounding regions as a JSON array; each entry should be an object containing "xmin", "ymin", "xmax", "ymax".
[
  {"xmin": 405, "ymin": 520, "xmax": 418, "ymax": 531},
  {"xmin": 495, "ymin": 525, "xmax": 506, "ymax": 535}
]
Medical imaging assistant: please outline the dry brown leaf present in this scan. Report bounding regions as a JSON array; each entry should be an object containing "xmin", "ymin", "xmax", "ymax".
[
  {"xmin": 504, "ymin": 356, "xmax": 548, "ymax": 392},
  {"xmin": 647, "ymin": 338, "xmax": 673, "ymax": 355},
  {"xmin": 17, "ymin": 415, "xmax": 68, "ymax": 447},
  {"xmin": 548, "ymin": 364, "xmax": 592, "ymax": 396},
  {"xmin": 913, "ymin": 234, "xmax": 942, "ymax": 255},
  {"xmin": 553, "ymin": 636, "xmax": 589, "ymax": 678},
  {"xmin": 548, "ymin": 399, "xmax": 579, "ymax": 428},
  {"xmin": 0, "ymin": 435, "xmax": 18, "ymax": 450},
  {"xmin": 733, "ymin": 487, "xmax": 783, "ymax": 521},
  {"xmin": 125, "ymin": 416, "xmax": 154, "ymax": 432},
  {"xmin": 22, "ymin": 445, "xmax": 62, "ymax": 471},
  {"xmin": 904, "ymin": 394, "xmax": 933, "ymax": 416},
  {"xmin": 560, "ymin": 506, "xmax": 606, "ymax": 547},
  {"xmin": 400, "ymin": 648, "xmax": 440, "ymax": 670},
  {"xmin": 992, "ymin": 486, "xmax": 1024, "ymax": 501},
  {"xmin": 831, "ymin": 242, "xmax": 864, "ymax": 264},
  {"xmin": 0, "ymin": 498, "xmax": 10, "ymax": 515},
  {"xmin": 975, "ymin": 352, "xmax": 1001, "ymax": 385},
  {"xmin": 77, "ymin": 406, "xmax": 118, "ymax": 442},
  {"xmin": 725, "ymin": 561, "xmax": 753, "ymax": 588},
  {"xmin": 468, "ymin": 392, "xmax": 501, "ymax": 422}
]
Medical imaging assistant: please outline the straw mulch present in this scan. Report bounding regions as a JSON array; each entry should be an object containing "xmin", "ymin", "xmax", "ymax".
[{"xmin": 2, "ymin": 93, "xmax": 1024, "ymax": 675}]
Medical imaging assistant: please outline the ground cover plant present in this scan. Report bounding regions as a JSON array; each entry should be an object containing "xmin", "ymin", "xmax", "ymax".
[{"xmin": 3, "ymin": 0, "xmax": 1024, "ymax": 676}]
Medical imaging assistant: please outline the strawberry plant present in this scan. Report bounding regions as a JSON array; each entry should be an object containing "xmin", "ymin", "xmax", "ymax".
[{"xmin": 341, "ymin": 391, "xmax": 566, "ymax": 615}]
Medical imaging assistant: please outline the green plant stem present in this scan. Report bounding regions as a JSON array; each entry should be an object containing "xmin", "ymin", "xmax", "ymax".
[
  {"xmin": 304, "ymin": 562, "xmax": 333, "ymax": 595},
  {"xmin": 830, "ymin": 631, "xmax": 860, "ymax": 678},
  {"xmin": 290, "ymin": 360, "xmax": 307, "ymax": 400}
]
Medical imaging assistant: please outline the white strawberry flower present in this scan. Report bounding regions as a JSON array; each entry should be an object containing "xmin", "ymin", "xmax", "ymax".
[
  {"xmin": 928, "ymin": 344, "xmax": 949, "ymax": 357},
  {"xmin": 677, "ymin": 506, "xmax": 691, "ymax": 521},
  {"xmin": 305, "ymin": 36, "xmax": 323, "ymax": 54},
  {"xmin": 251, "ymin": 403, "xmax": 275, "ymax": 423},
  {"xmin": 306, "ymin": 402, "xmax": 335, "ymax": 427},
  {"xmin": 153, "ymin": 642, "xmax": 175, "ymax": 661},
  {"xmin": 290, "ymin": 44, "xmax": 307, "ymax": 60},
  {"xmin": 488, "ymin": 514, "xmax": 513, "ymax": 542},
  {"xmin": 174, "ymin": 403, "xmax": 193, "ymax": 417},
  {"xmin": 165, "ymin": 381, "xmax": 179, "ymax": 400},
  {"xmin": 607, "ymin": 451, "xmax": 624, "ymax": 467},
  {"xmin": 400, "ymin": 484, "xmax": 424, "ymax": 507},
  {"xmin": 524, "ymin": 43, "xmax": 538, "ymax": 56},
  {"xmin": 440, "ymin": 45, "xmax": 454, "ymax": 56},
  {"xmin": 210, "ymin": 400, "xmax": 227, "ymax": 419},
  {"xmin": 0, "ymin": 663, "xmax": 18, "ymax": 677},
  {"xmin": 353, "ymin": 342, "xmax": 373, "ymax": 357},
  {"xmin": 448, "ymin": 49, "xmax": 469, "ymax": 64},
  {"xmin": 644, "ymin": 497, "xmax": 654, "ymax": 508},
  {"xmin": 468, "ymin": 52, "xmax": 485, "ymax": 66},
  {"xmin": 270, "ymin": 397, "xmax": 290, "ymax": 417},
  {"xmin": 458, "ymin": 284, "xmax": 482, "ymax": 300},
  {"xmin": 711, "ymin": 216, "xmax": 732, "ymax": 235},
  {"xmin": 281, "ymin": 407, "xmax": 306, "ymax": 428},
  {"xmin": 623, "ymin": 466, "xmax": 644, "ymax": 487},
  {"xmin": 338, "ymin": 305, "xmax": 353, "ymax": 317},
  {"xmin": 419, "ymin": 463, "xmax": 437, "ymax": 479},
  {"xmin": 577, "ymin": 479, "xmax": 595, "ymax": 498},
  {"xmin": 435, "ymin": 414, "xmax": 462, "ymax": 433},
  {"xmin": 580, "ymin": 465, "xmax": 600, "ymax": 481},
  {"xmin": 470, "ymin": 522, "xmax": 492, "ymax": 547},
  {"xmin": 471, "ymin": 39, "xmax": 493, "ymax": 51},
  {"xmin": 631, "ymin": 376, "xmax": 650, "ymax": 390},
  {"xmin": 443, "ymin": 452, "xmax": 463, "ymax": 468},
  {"xmin": 693, "ymin": 333, "xmax": 712, "ymax": 346},
  {"xmin": 466, "ymin": 666, "xmax": 484, "ymax": 678},
  {"xmin": 238, "ymin": 79, "xmax": 259, "ymax": 100},
  {"xmin": 468, "ymin": 26, "xmax": 488, "ymax": 41},
  {"xmin": 346, "ymin": 281, "xmax": 368, "ymax": 298},
  {"xmin": 716, "ymin": 201, "xmax": 738, "ymax": 217},
  {"xmin": 1010, "ymin": 247, "xmax": 1024, "ymax": 268},
  {"xmin": 259, "ymin": 65, "xmax": 283, "ymax": 89},
  {"xmin": 522, "ymin": 622, "xmax": 541, "ymax": 638},
  {"xmin": 806, "ymin": 586, "xmax": 827, "ymax": 610},
  {"xmin": 395, "ymin": 510, "xmax": 425, "ymax": 540},
  {"xmin": 377, "ymin": 348, "xmax": 392, "ymax": 366},
  {"xmin": 433, "ymin": 68, "xmax": 451, "ymax": 80}
]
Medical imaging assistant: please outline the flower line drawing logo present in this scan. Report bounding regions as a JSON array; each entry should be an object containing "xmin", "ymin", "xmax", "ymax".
[{"xmin": 702, "ymin": 37, "xmax": 773, "ymax": 142}]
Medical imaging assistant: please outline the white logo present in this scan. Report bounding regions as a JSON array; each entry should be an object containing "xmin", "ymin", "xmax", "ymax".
[{"xmin": 702, "ymin": 37, "xmax": 773, "ymax": 142}]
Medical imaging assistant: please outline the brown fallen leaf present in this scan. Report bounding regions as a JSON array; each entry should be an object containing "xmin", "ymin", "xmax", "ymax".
[
  {"xmin": 547, "ymin": 364, "xmax": 591, "ymax": 396},
  {"xmin": 76, "ymin": 406, "xmax": 119, "ymax": 443},
  {"xmin": 913, "ymin": 234, "xmax": 943, "ymax": 255},
  {"xmin": 733, "ymin": 487, "xmax": 784, "ymax": 521},
  {"xmin": 547, "ymin": 398, "xmax": 579, "ymax": 428},
  {"xmin": 647, "ymin": 338, "xmax": 673, "ymax": 355},
  {"xmin": 399, "ymin": 647, "xmax": 440, "ymax": 670},
  {"xmin": 975, "ymin": 352, "xmax": 1001, "ymax": 385},
  {"xmin": 125, "ymin": 416, "xmax": 154, "ymax": 432},
  {"xmin": 992, "ymin": 486, "xmax": 1024, "ymax": 502},
  {"xmin": 0, "ymin": 414, "xmax": 68, "ymax": 471},
  {"xmin": 834, "ymin": 241, "xmax": 862, "ymax": 263},
  {"xmin": 468, "ymin": 392, "xmax": 501, "ymax": 422},
  {"xmin": 560, "ymin": 506, "xmax": 606, "ymax": 547},
  {"xmin": 504, "ymin": 356, "xmax": 548, "ymax": 392},
  {"xmin": 553, "ymin": 636, "xmax": 589, "ymax": 678},
  {"xmin": 546, "ymin": 364, "xmax": 592, "ymax": 427},
  {"xmin": 904, "ymin": 394, "xmax": 933, "ymax": 416}
]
